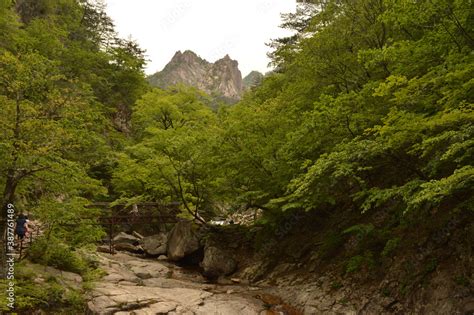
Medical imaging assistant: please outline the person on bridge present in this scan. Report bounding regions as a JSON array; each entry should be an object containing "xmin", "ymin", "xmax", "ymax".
[{"xmin": 15, "ymin": 213, "xmax": 29, "ymax": 241}]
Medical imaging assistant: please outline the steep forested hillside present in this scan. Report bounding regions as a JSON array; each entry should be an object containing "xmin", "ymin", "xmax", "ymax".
[
  {"xmin": 117, "ymin": 0, "xmax": 473, "ymax": 225},
  {"xmin": 0, "ymin": 0, "xmax": 147, "ymax": 311}
]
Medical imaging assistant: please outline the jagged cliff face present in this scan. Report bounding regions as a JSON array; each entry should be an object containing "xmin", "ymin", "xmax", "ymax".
[{"xmin": 148, "ymin": 50, "xmax": 244, "ymax": 102}]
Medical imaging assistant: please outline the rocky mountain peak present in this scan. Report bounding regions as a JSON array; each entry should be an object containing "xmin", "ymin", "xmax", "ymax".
[
  {"xmin": 215, "ymin": 54, "xmax": 238, "ymax": 68},
  {"xmin": 171, "ymin": 50, "xmax": 203, "ymax": 63},
  {"xmin": 148, "ymin": 50, "xmax": 244, "ymax": 102}
]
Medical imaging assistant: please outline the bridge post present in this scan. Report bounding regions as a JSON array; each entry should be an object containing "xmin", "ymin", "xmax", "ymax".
[{"xmin": 109, "ymin": 217, "xmax": 115, "ymax": 255}]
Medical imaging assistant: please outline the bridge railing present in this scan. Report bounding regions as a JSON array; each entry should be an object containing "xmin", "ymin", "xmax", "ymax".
[{"xmin": 4, "ymin": 202, "xmax": 182, "ymax": 260}]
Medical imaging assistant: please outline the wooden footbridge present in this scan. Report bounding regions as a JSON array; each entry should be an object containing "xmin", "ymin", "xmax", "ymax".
[
  {"xmin": 1, "ymin": 201, "xmax": 183, "ymax": 262},
  {"xmin": 83, "ymin": 201, "xmax": 183, "ymax": 254},
  {"xmin": 87, "ymin": 201, "xmax": 181, "ymax": 225}
]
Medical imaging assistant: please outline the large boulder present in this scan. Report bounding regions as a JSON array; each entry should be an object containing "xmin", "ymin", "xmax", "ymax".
[
  {"xmin": 141, "ymin": 233, "xmax": 168, "ymax": 256},
  {"xmin": 167, "ymin": 221, "xmax": 201, "ymax": 261},
  {"xmin": 201, "ymin": 246, "xmax": 237, "ymax": 278},
  {"xmin": 114, "ymin": 242, "xmax": 143, "ymax": 254},
  {"xmin": 113, "ymin": 232, "xmax": 140, "ymax": 245}
]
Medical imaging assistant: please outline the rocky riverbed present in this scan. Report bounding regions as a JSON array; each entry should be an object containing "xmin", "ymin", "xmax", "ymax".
[{"xmin": 87, "ymin": 252, "xmax": 299, "ymax": 315}]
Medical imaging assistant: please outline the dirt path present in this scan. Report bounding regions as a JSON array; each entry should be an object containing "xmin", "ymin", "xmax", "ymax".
[{"xmin": 87, "ymin": 252, "xmax": 297, "ymax": 315}]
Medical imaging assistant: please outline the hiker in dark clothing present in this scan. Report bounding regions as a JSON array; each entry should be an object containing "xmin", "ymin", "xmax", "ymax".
[{"xmin": 15, "ymin": 214, "xmax": 28, "ymax": 240}]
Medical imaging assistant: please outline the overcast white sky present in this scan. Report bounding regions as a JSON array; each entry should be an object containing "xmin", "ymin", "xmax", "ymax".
[{"xmin": 105, "ymin": 0, "xmax": 296, "ymax": 76}]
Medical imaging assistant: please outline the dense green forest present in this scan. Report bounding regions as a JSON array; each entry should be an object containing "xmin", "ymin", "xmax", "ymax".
[
  {"xmin": 0, "ymin": 0, "xmax": 148, "ymax": 310},
  {"xmin": 0, "ymin": 0, "xmax": 150, "ymax": 244},
  {"xmin": 113, "ymin": 0, "xmax": 473, "ymax": 221},
  {"xmin": 0, "ymin": 0, "xmax": 473, "ymax": 312}
]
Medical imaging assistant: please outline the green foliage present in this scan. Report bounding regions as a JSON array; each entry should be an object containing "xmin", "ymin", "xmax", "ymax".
[
  {"xmin": 112, "ymin": 85, "xmax": 220, "ymax": 221},
  {"xmin": 0, "ymin": 261, "xmax": 86, "ymax": 313},
  {"xmin": 263, "ymin": 0, "xmax": 472, "ymax": 218},
  {"xmin": 0, "ymin": 2, "xmax": 472, "ymax": 308},
  {"xmin": 345, "ymin": 255, "xmax": 365, "ymax": 273},
  {"xmin": 330, "ymin": 281, "xmax": 343, "ymax": 290},
  {"xmin": 343, "ymin": 224, "xmax": 375, "ymax": 238},
  {"xmin": 0, "ymin": 6, "xmax": 146, "ymax": 309},
  {"xmin": 82, "ymin": 267, "xmax": 107, "ymax": 284},
  {"xmin": 345, "ymin": 252, "xmax": 375, "ymax": 274},
  {"xmin": 28, "ymin": 237, "xmax": 88, "ymax": 274},
  {"xmin": 33, "ymin": 197, "xmax": 106, "ymax": 247},
  {"xmin": 0, "ymin": 0, "xmax": 147, "ymax": 222},
  {"xmin": 107, "ymin": 0, "xmax": 473, "ymax": 227},
  {"xmin": 382, "ymin": 237, "xmax": 401, "ymax": 257}
]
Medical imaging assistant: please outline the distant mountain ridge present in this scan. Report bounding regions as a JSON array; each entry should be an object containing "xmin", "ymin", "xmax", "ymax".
[{"xmin": 148, "ymin": 50, "xmax": 244, "ymax": 102}]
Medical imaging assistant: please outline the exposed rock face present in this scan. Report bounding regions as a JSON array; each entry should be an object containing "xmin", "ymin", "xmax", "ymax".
[
  {"xmin": 110, "ymin": 232, "xmax": 143, "ymax": 254},
  {"xmin": 88, "ymin": 252, "xmax": 267, "ymax": 315},
  {"xmin": 141, "ymin": 233, "xmax": 167, "ymax": 257},
  {"xmin": 166, "ymin": 221, "xmax": 201, "ymax": 261},
  {"xmin": 201, "ymin": 246, "xmax": 237, "ymax": 278},
  {"xmin": 148, "ymin": 50, "xmax": 244, "ymax": 102}
]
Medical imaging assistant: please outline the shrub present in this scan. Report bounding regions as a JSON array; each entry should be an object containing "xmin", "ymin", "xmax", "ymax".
[
  {"xmin": 28, "ymin": 237, "xmax": 87, "ymax": 275},
  {"xmin": 48, "ymin": 243, "xmax": 87, "ymax": 274},
  {"xmin": 382, "ymin": 237, "xmax": 401, "ymax": 257},
  {"xmin": 346, "ymin": 255, "xmax": 365, "ymax": 273},
  {"xmin": 345, "ymin": 252, "xmax": 375, "ymax": 274},
  {"xmin": 5, "ymin": 263, "xmax": 86, "ymax": 313}
]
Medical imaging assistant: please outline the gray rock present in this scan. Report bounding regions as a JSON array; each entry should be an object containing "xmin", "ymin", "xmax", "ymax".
[
  {"xmin": 138, "ymin": 301, "xmax": 178, "ymax": 314},
  {"xmin": 114, "ymin": 242, "xmax": 143, "ymax": 254},
  {"xmin": 132, "ymin": 231, "xmax": 144, "ymax": 239},
  {"xmin": 167, "ymin": 221, "xmax": 201, "ymax": 261},
  {"xmin": 127, "ymin": 260, "xmax": 170, "ymax": 279},
  {"xmin": 97, "ymin": 245, "xmax": 113, "ymax": 254},
  {"xmin": 201, "ymin": 246, "xmax": 237, "ymax": 278},
  {"xmin": 141, "ymin": 233, "xmax": 168, "ymax": 256},
  {"xmin": 194, "ymin": 294, "xmax": 265, "ymax": 315},
  {"xmin": 113, "ymin": 232, "xmax": 140, "ymax": 245},
  {"xmin": 88, "ymin": 252, "xmax": 271, "ymax": 315},
  {"xmin": 87, "ymin": 295, "xmax": 118, "ymax": 314},
  {"xmin": 88, "ymin": 283, "xmax": 212, "ymax": 314},
  {"xmin": 28, "ymin": 264, "xmax": 83, "ymax": 290}
]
